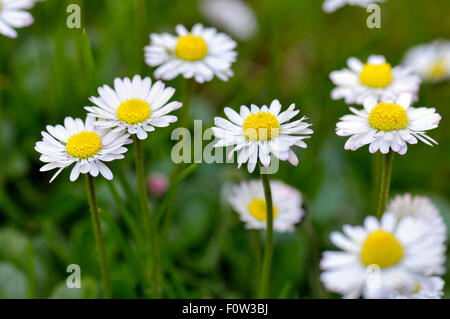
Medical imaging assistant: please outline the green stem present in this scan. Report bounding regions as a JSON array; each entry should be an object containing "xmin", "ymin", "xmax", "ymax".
[
  {"xmin": 377, "ymin": 151, "xmax": 393, "ymax": 219},
  {"xmin": 258, "ymin": 165, "xmax": 273, "ymax": 299},
  {"xmin": 134, "ymin": 136, "xmax": 161, "ymax": 298},
  {"xmin": 85, "ymin": 174, "xmax": 112, "ymax": 298},
  {"xmin": 161, "ymin": 79, "xmax": 195, "ymax": 242},
  {"xmin": 252, "ymin": 230, "xmax": 261, "ymax": 298}
]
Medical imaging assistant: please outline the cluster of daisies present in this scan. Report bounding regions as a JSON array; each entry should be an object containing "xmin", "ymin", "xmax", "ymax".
[
  {"xmin": 320, "ymin": 47, "xmax": 446, "ymax": 298},
  {"xmin": 35, "ymin": 75, "xmax": 182, "ymax": 182},
  {"xmin": 20, "ymin": 1, "xmax": 448, "ymax": 299},
  {"xmin": 35, "ymin": 21, "xmax": 241, "ymax": 182}
]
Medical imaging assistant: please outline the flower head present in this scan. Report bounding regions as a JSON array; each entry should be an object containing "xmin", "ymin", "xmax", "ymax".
[
  {"xmin": 330, "ymin": 55, "xmax": 421, "ymax": 104},
  {"xmin": 212, "ymin": 100, "xmax": 313, "ymax": 173},
  {"xmin": 145, "ymin": 23, "xmax": 237, "ymax": 83},
  {"xmin": 229, "ymin": 180, "xmax": 304, "ymax": 232},
  {"xmin": 320, "ymin": 213, "xmax": 446, "ymax": 298},
  {"xmin": 387, "ymin": 193, "xmax": 447, "ymax": 275},
  {"xmin": 200, "ymin": 0, "xmax": 257, "ymax": 40},
  {"xmin": 403, "ymin": 39, "xmax": 450, "ymax": 82},
  {"xmin": 85, "ymin": 75, "xmax": 182, "ymax": 140},
  {"xmin": 390, "ymin": 276, "xmax": 444, "ymax": 299},
  {"xmin": 336, "ymin": 93, "xmax": 441, "ymax": 154},
  {"xmin": 322, "ymin": 0, "xmax": 384, "ymax": 13},
  {"xmin": 0, "ymin": 0, "xmax": 39, "ymax": 38},
  {"xmin": 35, "ymin": 116, "xmax": 131, "ymax": 182}
]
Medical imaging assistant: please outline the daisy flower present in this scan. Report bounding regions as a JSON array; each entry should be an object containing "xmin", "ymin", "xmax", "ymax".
[
  {"xmin": 144, "ymin": 23, "xmax": 237, "ymax": 83},
  {"xmin": 387, "ymin": 193, "xmax": 447, "ymax": 274},
  {"xmin": 336, "ymin": 93, "xmax": 441, "ymax": 154},
  {"xmin": 35, "ymin": 116, "xmax": 131, "ymax": 182},
  {"xmin": 390, "ymin": 276, "xmax": 445, "ymax": 299},
  {"xmin": 403, "ymin": 40, "xmax": 450, "ymax": 82},
  {"xmin": 212, "ymin": 99, "xmax": 313, "ymax": 173},
  {"xmin": 0, "ymin": 0, "xmax": 40, "ymax": 38},
  {"xmin": 322, "ymin": 0, "xmax": 384, "ymax": 13},
  {"xmin": 330, "ymin": 55, "xmax": 421, "ymax": 104},
  {"xmin": 320, "ymin": 213, "xmax": 446, "ymax": 299},
  {"xmin": 85, "ymin": 75, "xmax": 182, "ymax": 140},
  {"xmin": 229, "ymin": 180, "xmax": 304, "ymax": 232},
  {"xmin": 199, "ymin": 0, "xmax": 257, "ymax": 40}
]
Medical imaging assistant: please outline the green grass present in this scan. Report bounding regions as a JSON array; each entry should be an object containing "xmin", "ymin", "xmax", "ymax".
[{"xmin": 0, "ymin": 0, "xmax": 449, "ymax": 298}]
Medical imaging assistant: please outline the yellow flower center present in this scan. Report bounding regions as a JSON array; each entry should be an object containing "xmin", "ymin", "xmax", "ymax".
[
  {"xmin": 117, "ymin": 98, "xmax": 151, "ymax": 125},
  {"xmin": 359, "ymin": 63, "xmax": 393, "ymax": 88},
  {"xmin": 428, "ymin": 59, "xmax": 446, "ymax": 80},
  {"xmin": 243, "ymin": 112, "xmax": 281, "ymax": 141},
  {"xmin": 368, "ymin": 102, "xmax": 409, "ymax": 131},
  {"xmin": 66, "ymin": 131, "xmax": 102, "ymax": 159},
  {"xmin": 248, "ymin": 198, "xmax": 278, "ymax": 221},
  {"xmin": 175, "ymin": 34, "xmax": 208, "ymax": 61},
  {"xmin": 361, "ymin": 230, "xmax": 403, "ymax": 268},
  {"xmin": 412, "ymin": 282, "xmax": 422, "ymax": 294}
]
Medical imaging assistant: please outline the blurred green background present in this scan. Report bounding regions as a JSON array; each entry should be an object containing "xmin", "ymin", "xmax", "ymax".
[{"xmin": 0, "ymin": 0, "xmax": 449, "ymax": 298}]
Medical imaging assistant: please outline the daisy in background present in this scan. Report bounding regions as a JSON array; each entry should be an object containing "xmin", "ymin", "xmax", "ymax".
[
  {"xmin": 322, "ymin": 0, "xmax": 384, "ymax": 13},
  {"xmin": 85, "ymin": 75, "xmax": 182, "ymax": 140},
  {"xmin": 320, "ymin": 213, "xmax": 446, "ymax": 299},
  {"xmin": 212, "ymin": 99, "xmax": 313, "ymax": 173},
  {"xmin": 35, "ymin": 116, "xmax": 131, "ymax": 182},
  {"xmin": 387, "ymin": 193, "xmax": 447, "ymax": 275},
  {"xmin": 390, "ymin": 276, "xmax": 444, "ymax": 299},
  {"xmin": 330, "ymin": 55, "xmax": 421, "ymax": 104},
  {"xmin": 0, "ymin": 0, "xmax": 42, "ymax": 38},
  {"xmin": 336, "ymin": 93, "xmax": 441, "ymax": 154},
  {"xmin": 199, "ymin": 0, "xmax": 257, "ymax": 41},
  {"xmin": 144, "ymin": 23, "xmax": 237, "ymax": 83},
  {"xmin": 403, "ymin": 40, "xmax": 450, "ymax": 83},
  {"xmin": 229, "ymin": 180, "xmax": 304, "ymax": 232}
]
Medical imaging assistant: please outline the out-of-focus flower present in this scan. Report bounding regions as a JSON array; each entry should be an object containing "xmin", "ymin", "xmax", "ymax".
[
  {"xmin": 403, "ymin": 40, "xmax": 450, "ymax": 83},
  {"xmin": 0, "ymin": 0, "xmax": 42, "ymax": 38},
  {"xmin": 330, "ymin": 55, "xmax": 421, "ymax": 104},
  {"xmin": 336, "ymin": 93, "xmax": 441, "ymax": 154},
  {"xmin": 147, "ymin": 173, "xmax": 169, "ymax": 198},
  {"xmin": 320, "ymin": 213, "xmax": 446, "ymax": 298},
  {"xmin": 199, "ymin": 0, "xmax": 257, "ymax": 40},
  {"xmin": 85, "ymin": 75, "xmax": 182, "ymax": 140},
  {"xmin": 390, "ymin": 276, "xmax": 444, "ymax": 299},
  {"xmin": 387, "ymin": 193, "xmax": 447, "ymax": 274},
  {"xmin": 322, "ymin": 0, "xmax": 384, "ymax": 13},
  {"xmin": 212, "ymin": 99, "xmax": 313, "ymax": 173},
  {"xmin": 229, "ymin": 180, "xmax": 304, "ymax": 232},
  {"xmin": 35, "ymin": 116, "xmax": 131, "ymax": 182},
  {"xmin": 145, "ymin": 23, "xmax": 237, "ymax": 83}
]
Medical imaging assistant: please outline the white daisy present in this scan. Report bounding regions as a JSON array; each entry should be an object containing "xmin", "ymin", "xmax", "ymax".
[
  {"xmin": 0, "ymin": 0, "xmax": 39, "ymax": 38},
  {"xmin": 390, "ymin": 276, "xmax": 445, "ymax": 299},
  {"xmin": 35, "ymin": 116, "xmax": 131, "ymax": 182},
  {"xmin": 320, "ymin": 213, "xmax": 446, "ymax": 299},
  {"xmin": 144, "ymin": 23, "xmax": 237, "ymax": 83},
  {"xmin": 322, "ymin": 0, "xmax": 384, "ymax": 13},
  {"xmin": 403, "ymin": 39, "xmax": 450, "ymax": 82},
  {"xmin": 336, "ymin": 93, "xmax": 441, "ymax": 154},
  {"xmin": 85, "ymin": 75, "xmax": 182, "ymax": 140},
  {"xmin": 199, "ymin": 0, "xmax": 257, "ymax": 40},
  {"xmin": 387, "ymin": 193, "xmax": 447, "ymax": 275},
  {"xmin": 212, "ymin": 100, "xmax": 313, "ymax": 173},
  {"xmin": 228, "ymin": 180, "xmax": 304, "ymax": 232},
  {"xmin": 330, "ymin": 55, "xmax": 421, "ymax": 104}
]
